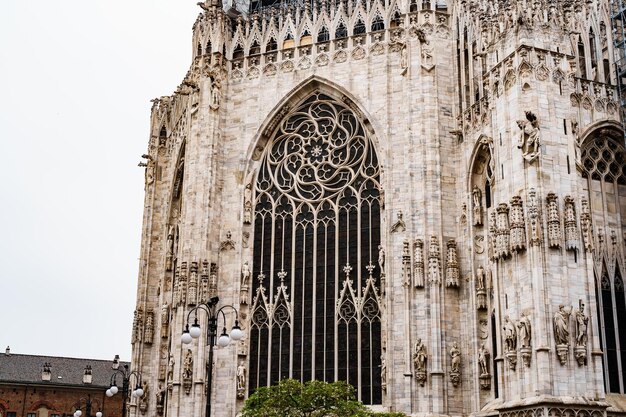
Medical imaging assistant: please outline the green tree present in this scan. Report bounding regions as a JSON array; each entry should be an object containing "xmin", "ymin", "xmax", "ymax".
[{"xmin": 241, "ymin": 379, "xmax": 406, "ymax": 417}]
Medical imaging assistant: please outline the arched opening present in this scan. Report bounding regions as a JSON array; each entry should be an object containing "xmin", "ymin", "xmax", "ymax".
[
  {"xmin": 317, "ymin": 27, "xmax": 330, "ymax": 43},
  {"xmin": 335, "ymin": 23, "xmax": 347, "ymax": 39},
  {"xmin": 206, "ymin": 41, "xmax": 212, "ymax": 54},
  {"xmin": 248, "ymin": 92, "xmax": 383, "ymax": 405},
  {"xmin": 353, "ymin": 19, "xmax": 366, "ymax": 35},
  {"xmin": 266, "ymin": 37, "xmax": 278, "ymax": 51},
  {"xmin": 250, "ymin": 40, "xmax": 261, "ymax": 55},
  {"xmin": 371, "ymin": 16, "xmax": 384, "ymax": 32}
]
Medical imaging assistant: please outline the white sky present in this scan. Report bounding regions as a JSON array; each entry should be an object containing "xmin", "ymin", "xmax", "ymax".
[{"xmin": 0, "ymin": 1, "xmax": 199, "ymax": 361}]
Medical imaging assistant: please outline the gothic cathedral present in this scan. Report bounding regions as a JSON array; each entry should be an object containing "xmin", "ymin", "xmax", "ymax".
[{"xmin": 132, "ymin": 0, "xmax": 626, "ymax": 416}]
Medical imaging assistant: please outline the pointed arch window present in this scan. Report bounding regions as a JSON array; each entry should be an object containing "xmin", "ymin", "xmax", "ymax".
[
  {"xmin": 371, "ymin": 16, "xmax": 384, "ymax": 32},
  {"xmin": 317, "ymin": 27, "xmax": 330, "ymax": 43},
  {"xmin": 353, "ymin": 19, "xmax": 366, "ymax": 35},
  {"xmin": 249, "ymin": 92, "xmax": 383, "ymax": 405},
  {"xmin": 335, "ymin": 23, "xmax": 348, "ymax": 39}
]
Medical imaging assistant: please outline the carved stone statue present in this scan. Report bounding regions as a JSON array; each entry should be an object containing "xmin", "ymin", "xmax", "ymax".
[
  {"xmin": 472, "ymin": 186, "xmax": 483, "ymax": 226},
  {"xmin": 237, "ymin": 362, "xmax": 246, "ymax": 398},
  {"xmin": 145, "ymin": 311, "xmax": 154, "ymax": 344},
  {"xmin": 241, "ymin": 262, "xmax": 251, "ymax": 288},
  {"xmin": 574, "ymin": 302, "xmax": 589, "ymax": 366},
  {"xmin": 243, "ymin": 184, "xmax": 252, "ymax": 224},
  {"xmin": 160, "ymin": 303, "xmax": 170, "ymax": 338},
  {"xmin": 413, "ymin": 338, "xmax": 427, "ymax": 386},
  {"xmin": 503, "ymin": 316, "xmax": 517, "ymax": 352},
  {"xmin": 156, "ymin": 384, "xmax": 166, "ymax": 415},
  {"xmin": 475, "ymin": 265, "xmax": 485, "ymax": 290},
  {"xmin": 378, "ymin": 245, "xmax": 385, "ymax": 276},
  {"xmin": 166, "ymin": 226, "xmax": 174, "ymax": 272},
  {"xmin": 182, "ymin": 349, "xmax": 193, "ymax": 394},
  {"xmin": 449, "ymin": 342, "xmax": 461, "ymax": 387},
  {"xmin": 380, "ymin": 353, "xmax": 387, "ymax": 391},
  {"xmin": 517, "ymin": 312, "xmax": 532, "ymax": 349},
  {"xmin": 478, "ymin": 343, "xmax": 491, "ymax": 390},
  {"xmin": 167, "ymin": 355, "xmax": 175, "ymax": 381},
  {"xmin": 516, "ymin": 111, "xmax": 541, "ymax": 162},
  {"xmin": 554, "ymin": 304, "xmax": 571, "ymax": 365}
]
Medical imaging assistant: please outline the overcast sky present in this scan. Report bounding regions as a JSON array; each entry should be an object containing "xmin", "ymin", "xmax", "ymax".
[{"xmin": 1, "ymin": 1, "xmax": 199, "ymax": 361}]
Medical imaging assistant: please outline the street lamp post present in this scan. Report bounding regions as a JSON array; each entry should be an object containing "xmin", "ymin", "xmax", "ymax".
[
  {"xmin": 181, "ymin": 296, "xmax": 243, "ymax": 417},
  {"xmin": 72, "ymin": 395, "xmax": 103, "ymax": 417},
  {"xmin": 105, "ymin": 356, "xmax": 144, "ymax": 417}
]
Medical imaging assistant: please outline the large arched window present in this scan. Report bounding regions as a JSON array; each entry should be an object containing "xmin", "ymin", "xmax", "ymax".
[
  {"xmin": 248, "ymin": 92, "xmax": 383, "ymax": 405},
  {"xmin": 582, "ymin": 127, "xmax": 626, "ymax": 393}
]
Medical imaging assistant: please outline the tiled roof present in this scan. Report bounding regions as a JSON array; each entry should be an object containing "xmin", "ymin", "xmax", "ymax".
[{"xmin": 0, "ymin": 351, "xmax": 130, "ymax": 388}]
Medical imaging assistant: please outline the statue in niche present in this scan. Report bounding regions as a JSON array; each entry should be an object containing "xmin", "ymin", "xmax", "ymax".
[
  {"xmin": 503, "ymin": 316, "xmax": 517, "ymax": 352},
  {"xmin": 378, "ymin": 245, "xmax": 385, "ymax": 276},
  {"xmin": 478, "ymin": 344, "xmax": 489, "ymax": 375},
  {"xmin": 516, "ymin": 111, "xmax": 541, "ymax": 162},
  {"xmin": 472, "ymin": 186, "xmax": 483, "ymax": 226},
  {"xmin": 210, "ymin": 78, "xmax": 221, "ymax": 110},
  {"xmin": 380, "ymin": 352, "xmax": 387, "ymax": 391},
  {"xmin": 413, "ymin": 338, "xmax": 427, "ymax": 373},
  {"xmin": 574, "ymin": 301, "xmax": 589, "ymax": 366},
  {"xmin": 156, "ymin": 384, "xmax": 166, "ymax": 415},
  {"xmin": 166, "ymin": 226, "xmax": 174, "ymax": 272},
  {"xmin": 475, "ymin": 265, "xmax": 485, "ymax": 290},
  {"xmin": 449, "ymin": 342, "xmax": 461, "ymax": 387},
  {"xmin": 554, "ymin": 304, "xmax": 571, "ymax": 365},
  {"xmin": 160, "ymin": 303, "xmax": 169, "ymax": 338},
  {"xmin": 517, "ymin": 312, "xmax": 532, "ymax": 349},
  {"xmin": 241, "ymin": 262, "xmax": 251, "ymax": 288},
  {"xmin": 182, "ymin": 349, "xmax": 193, "ymax": 394},
  {"xmin": 237, "ymin": 362, "xmax": 246, "ymax": 398},
  {"xmin": 167, "ymin": 355, "xmax": 175, "ymax": 381},
  {"xmin": 572, "ymin": 120, "xmax": 582, "ymax": 169},
  {"xmin": 243, "ymin": 184, "xmax": 252, "ymax": 224},
  {"xmin": 553, "ymin": 304, "xmax": 571, "ymax": 345}
]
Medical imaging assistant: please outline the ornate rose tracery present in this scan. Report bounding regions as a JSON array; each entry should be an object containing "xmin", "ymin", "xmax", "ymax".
[{"xmin": 249, "ymin": 92, "xmax": 382, "ymax": 405}]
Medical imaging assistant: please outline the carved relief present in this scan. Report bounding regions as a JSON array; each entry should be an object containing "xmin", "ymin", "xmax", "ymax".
[
  {"xmin": 488, "ymin": 212, "xmax": 496, "ymax": 260},
  {"xmin": 414, "ymin": 239, "xmax": 425, "ymax": 288},
  {"xmin": 390, "ymin": 211, "xmax": 406, "ymax": 233},
  {"xmin": 581, "ymin": 198, "xmax": 594, "ymax": 252},
  {"xmin": 132, "ymin": 309, "xmax": 143, "ymax": 344},
  {"xmin": 527, "ymin": 188, "xmax": 542, "ymax": 246},
  {"xmin": 179, "ymin": 262, "xmax": 188, "ymax": 306},
  {"xmin": 187, "ymin": 262, "xmax": 198, "ymax": 306},
  {"xmin": 209, "ymin": 263, "xmax": 218, "ymax": 298},
  {"xmin": 402, "ymin": 239, "xmax": 411, "ymax": 287},
  {"xmin": 428, "ymin": 236, "xmax": 441, "ymax": 286},
  {"xmin": 564, "ymin": 196, "xmax": 579, "ymax": 251},
  {"xmin": 199, "ymin": 260, "xmax": 210, "ymax": 303},
  {"xmin": 413, "ymin": 338, "xmax": 427, "ymax": 386},
  {"xmin": 546, "ymin": 193, "xmax": 562, "ymax": 248},
  {"xmin": 509, "ymin": 196, "xmax": 526, "ymax": 252},
  {"xmin": 220, "ymin": 231, "xmax": 236, "ymax": 251},
  {"xmin": 495, "ymin": 203, "xmax": 511, "ymax": 259},
  {"xmin": 144, "ymin": 310, "xmax": 154, "ymax": 344},
  {"xmin": 445, "ymin": 239, "xmax": 459, "ymax": 288}
]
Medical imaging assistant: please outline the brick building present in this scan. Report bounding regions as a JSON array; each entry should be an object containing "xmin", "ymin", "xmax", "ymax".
[{"xmin": 0, "ymin": 348, "xmax": 130, "ymax": 417}]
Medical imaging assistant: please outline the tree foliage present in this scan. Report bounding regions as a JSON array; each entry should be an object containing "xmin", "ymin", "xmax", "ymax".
[{"xmin": 241, "ymin": 379, "xmax": 406, "ymax": 417}]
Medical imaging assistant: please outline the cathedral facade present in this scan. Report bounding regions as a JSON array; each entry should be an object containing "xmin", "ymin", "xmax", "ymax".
[{"xmin": 131, "ymin": 0, "xmax": 626, "ymax": 416}]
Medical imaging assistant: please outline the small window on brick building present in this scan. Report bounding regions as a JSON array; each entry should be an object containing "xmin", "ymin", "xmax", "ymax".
[
  {"xmin": 7, "ymin": 413, "xmax": 17, "ymax": 417},
  {"xmin": 27, "ymin": 413, "xmax": 36, "ymax": 417}
]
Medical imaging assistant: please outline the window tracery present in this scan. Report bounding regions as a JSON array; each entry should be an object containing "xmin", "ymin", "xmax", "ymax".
[{"xmin": 249, "ymin": 92, "xmax": 382, "ymax": 404}]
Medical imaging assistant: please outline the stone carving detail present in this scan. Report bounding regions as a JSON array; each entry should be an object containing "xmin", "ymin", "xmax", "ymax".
[
  {"xmin": 240, "ymin": 261, "xmax": 251, "ymax": 305},
  {"xmin": 460, "ymin": 203, "xmax": 467, "ymax": 226},
  {"xmin": 132, "ymin": 309, "xmax": 143, "ymax": 344},
  {"xmin": 390, "ymin": 211, "xmax": 406, "ymax": 233},
  {"xmin": 173, "ymin": 267, "xmax": 180, "ymax": 306},
  {"xmin": 509, "ymin": 196, "xmax": 526, "ymax": 252},
  {"xmin": 378, "ymin": 245, "xmax": 385, "ymax": 277},
  {"xmin": 546, "ymin": 193, "xmax": 562, "ymax": 248},
  {"xmin": 478, "ymin": 344, "xmax": 491, "ymax": 390},
  {"xmin": 527, "ymin": 188, "xmax": 542, "ymax": 246},
  {"xmin": 495, "ymin": 203, "xmax": 511, "ymax": 259},
  {"xmin": 574, "ymin": 302, "xmax": 589, "ymax": 366},
  {"xmin": 179, "ymin": 262, "xmax": 188, "ymax": 306},
  {"xmin": 445, "ymin": 239, "xmax": 459, "ymax": 288},
  {"xmin": 414, "ymin": 239, "xmax": 425, "ymax": 288},
  {"xmin": 503, "ymin": 316, "xmax": 517, "ymax": 370},
  {"xmin": 428, "ymin": 236, "xmax": 441, "ymax": 286},
  {"xmin": 243, "ymin": 184, "xmax": 252, "ymax": 224},
  {"xmin": 516, "ymin": 111, "xmax": 541, "ymax": 163},
  {"xmin": 517, "ymin": 313, "xmax": 532, "ymax": 367},
  {"xmin": 488, "ymin": 212, "xmax": 496, "ymax": 260},
  {"xmin": 145, "ymin": 310, "xmax": 154, "ymax": 344},
  {"xmin": 220, "ymin": 231, "xmax": 236, "ymax": 251},
  {"xmin": 554, "ymin": 304, "xmax": 571, "ymax": 365},
  {"xmin": 159, "ymin": 343, "xmax": 168, "ymax": 380},
  {"xmin": 199, "ymin": 260, "xmax": 210, "ymax": 303},
  {"xmin": 474, "ymin": 235, "xmax": 485, "ymax": 254},
  {"xmin": 449, "ymin": 342, "xmax": 461, "ymax": 387},
  {"xmin": 402, "ymin": 240, "xmax": 411, "ymax": 287},
  {"xmin": 166, "ymin": 225, "xmax": 174, "ymax": 272},
  {"xmin": 472, "ymin": 186, "xmax": 483, "ymax": 226},
  {"xmin": 160, "ymin": 303, "xmax": 169, "ymax": 339},
  {"xmin": 564, "ymin": 196, "xmax": 579, "ymax": 251},
  {"xmin": 139, "ymin": 382, "xmax": 149, "ymax": 413},
  {"xmin": 182, "ymin": 349, "xmax": 193, "ymax": 395},
  {"xmin": 475, "ymin": 265, "xmax": 487, "ymax": 310},
  {"xmin": 581, "ymin": 198, "xmax": 594, "ymax": 252},
  {"xmin": 209, "ymin": 263, "xmax": 218, "ymax": 298},
  {"xmin": 156, "ymin": 384, "xmax": 166, "ymax": 415},
  {"xmin": 413, "ymin": 338, "xmax": 427, "ymax": 386},
  {"xmin": 237, "ymin": 362, "xmax": 246, "ymax": 399},
  {"xmin": 187, "ymin": 262, "xmax": 198, "ymax": 306}
]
